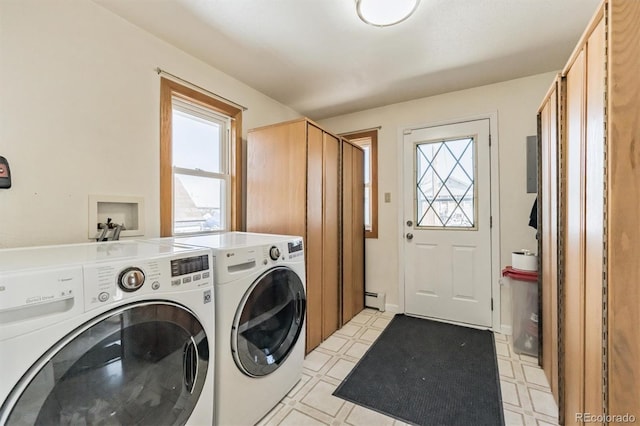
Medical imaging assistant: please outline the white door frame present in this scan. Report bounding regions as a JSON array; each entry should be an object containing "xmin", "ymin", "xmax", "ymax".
[{"xmin": 397, "ymin": 112, "xmax": 501, "ymax": 331}]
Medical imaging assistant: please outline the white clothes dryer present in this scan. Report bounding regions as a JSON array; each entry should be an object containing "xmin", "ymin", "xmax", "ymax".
[
  {"xmin": 0, "ymin": 240, "xmax": 215, "ymax": 426},
  {"xmin": 164, "ymin": 232, "xmax": 306, "ymax": 426}
]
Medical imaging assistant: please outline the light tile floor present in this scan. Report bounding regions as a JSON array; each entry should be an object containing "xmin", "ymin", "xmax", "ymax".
[{"xmin": 258, "ymin": 309, "xmax": 559, "ymax": 426}]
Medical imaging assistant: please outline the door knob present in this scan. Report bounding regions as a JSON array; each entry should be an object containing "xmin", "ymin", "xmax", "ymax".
[{"xmin": 406, "ymin": 233, "xmax": 414, "ymax": 240}]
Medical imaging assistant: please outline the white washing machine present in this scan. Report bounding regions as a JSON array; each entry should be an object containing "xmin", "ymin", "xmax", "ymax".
[
  {"xmin": 160, "ymin": 232, "xmax": 306, "ymax": 426},
  {"xmin": 0, "ymin": 240, "xmax": 215, "ymax": 425}
]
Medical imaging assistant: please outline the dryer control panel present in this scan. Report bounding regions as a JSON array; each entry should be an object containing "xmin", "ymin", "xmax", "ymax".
[
  {"xmin": 83, "ymin": 249, "xmax": 213, "ymax": 312},
  {"xmin": 214, "ymin": 238, "xmax": 304, "ymax": 285},
  {"xmin": 286, "ymin": 239, "xmax": 304, "ymax": 260}
]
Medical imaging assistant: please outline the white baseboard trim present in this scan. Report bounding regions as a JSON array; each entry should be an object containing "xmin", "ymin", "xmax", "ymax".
[
  {"xmin": 385, "ymin": 303, "xmax": 400, "ymax": 313},
  {"xmin": 500, "ymin": 324, "xmax": 513, "ymax": 335}
]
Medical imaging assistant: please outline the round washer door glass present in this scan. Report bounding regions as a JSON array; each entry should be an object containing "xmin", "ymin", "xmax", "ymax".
[
  {"xmin": 1, "ymin": 302, "xmax": 209, "ymax": 426},
  {"xmin": 232, "ymin": 266, "xmax": 306, "ymax": 377}
]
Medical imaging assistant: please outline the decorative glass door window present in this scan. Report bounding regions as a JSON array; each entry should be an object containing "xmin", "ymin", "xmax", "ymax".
[{"xmin": 415, "ymin": 136, "xmax": 476, "ymax": 228}]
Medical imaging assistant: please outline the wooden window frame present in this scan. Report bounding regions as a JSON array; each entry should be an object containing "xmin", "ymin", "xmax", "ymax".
[
  {"xmin": 160, "ymin": 77, "xmax": 242, "ymax": 236},
  {"xmin": 343, "ymin": 130, "xmax": 378, "ymax": 239}
]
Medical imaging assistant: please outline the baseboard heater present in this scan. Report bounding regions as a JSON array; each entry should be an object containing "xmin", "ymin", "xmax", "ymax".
[{"xmin": 365, "ymin": 292, "xmax": 386, "ymax": 312}]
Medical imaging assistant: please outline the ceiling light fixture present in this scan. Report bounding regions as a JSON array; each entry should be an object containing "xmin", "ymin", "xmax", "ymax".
[{"xmin": 356, "ymin": 0, "xmax": 420, "ymax": 27}]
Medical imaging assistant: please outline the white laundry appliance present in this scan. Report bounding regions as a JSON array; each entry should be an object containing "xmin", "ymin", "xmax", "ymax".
[
  {"xmin": 0, "ymin": 240, "xmax": 215, "ymax": 425},
  {"xmin": 159, "ymin": 232, "xmax": 306, "ymax": 426}
]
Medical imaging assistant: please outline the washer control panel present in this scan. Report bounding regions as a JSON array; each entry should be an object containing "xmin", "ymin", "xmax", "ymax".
[
  {"xmin": 83, "ymin": 249, "xmax": 213, "ymax": 311},
  {"xmin": 118, "ymin": 267, "xmax": 146, "ymax": 292},
  {"xmin": 269, "ymin": 246, "xmax": 281, "ymax": 261}
]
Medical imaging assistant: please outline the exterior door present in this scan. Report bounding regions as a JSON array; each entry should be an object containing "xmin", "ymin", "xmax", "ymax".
[
  {"xmin": 403, "ymin": 119, "xmax": 492, "ymax": 327},
  {"xmin": 1, "ymin": 302, "xmax": 210, "ymax": 425},
  {"xmin": 232, "ymin": 267, "xmax": 306, "ymax": 377}
]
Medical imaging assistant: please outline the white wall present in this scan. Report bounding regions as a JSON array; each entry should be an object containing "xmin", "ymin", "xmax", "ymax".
[
  {"xmin": 319, "ymin": 72, "xmax": 556, "ymax": 329},
  {"xmin": 0, "ymin": 0, "xmax": 553, "ymax": 329},
  {"xmin": 0, "ymin": 0, "xmax": 300, "ymax": 249}
]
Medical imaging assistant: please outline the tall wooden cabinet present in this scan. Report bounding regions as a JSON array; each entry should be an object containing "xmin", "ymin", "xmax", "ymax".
[
  {"xmin": 341, "ymin": 141, "xmax": 365, "ymax": 324},
  {"xmin": 246, "ymin": 118, "xmax": 365, "ymax": 353},
  {"xmin": 538, "ymin": 0, "xmax": 640, "ymax": 423}
]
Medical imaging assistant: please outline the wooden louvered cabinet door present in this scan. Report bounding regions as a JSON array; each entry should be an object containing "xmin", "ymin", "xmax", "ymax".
[
  {"xmin": 582, "ymin": 17, "xmax": 605, "ymax": 419},
  {"xmin": 540, "ymin": 1, "xmax": 640, "ymax": 422},
  {"xmin": 563, "ymin": 46, "xmax": 587, "ymax": 426},
  {"xmin": 306, "ymin": 124, "xmax": 324, "ymax": 352},
  {"xmin": 341, "ymin": 140, "xmax": 365, "ymax": 324},
  {"xmin": 247, "ymin": 118, "xmax": 356, "ymax": 354},
  {"xmin": 562, "ymin": 14, "xmax": 606, "ymax": 425},
  {"xmin": 321, "ymin": 131, "xmax": 340, "ymax": 341}
]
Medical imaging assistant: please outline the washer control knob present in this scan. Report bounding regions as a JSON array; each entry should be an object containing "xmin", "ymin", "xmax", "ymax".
[
  {"xmin": 118, "ymin": 267, "xmax": 145, "ymax": 292},
  {"xmin": 98, "ymin": 292, "xmax": 109, "ymax": 302},
  {"xmin": 269, "ymin": 246, "xmax": 281, "ymax": 261}
]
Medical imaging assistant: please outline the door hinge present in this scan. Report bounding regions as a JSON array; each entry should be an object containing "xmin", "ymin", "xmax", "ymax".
[
  {"xmin": 490, "ymin": 216, "xmax": 493, "ymax": 228},
  {"xmin": 489, "ymin": 134, "xmax": 492, "ymax": 147},
  {"xmin": 491, "ymin": 298, "xmax": 494, "ymax": 311}
]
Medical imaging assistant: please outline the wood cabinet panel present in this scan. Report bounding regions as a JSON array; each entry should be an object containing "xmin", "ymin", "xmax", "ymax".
[
  {"xmin": 539, "ymin": 78, "xmax": 560, "ymax": 401},
  {"xmin": 540, "ymin": 1, "xmax": 640, "ymax": 420},
  {"xmin": 608, "ymin": 0, "xmax": 640, "ymax": 415},
  {"xmin": 549, "ymin": 86, "xmax": 559, "ymax": 402},
  {"xmin": 583, "ymin": 17, "xmax": 606, "ymax": 417},
  {"xmin": 246, "ymin": 121, "xmax": 307, "ymax": 237},
  {"xmin": 306, "ymin": 124, "xmax": 324, "ymax": 351},
  {"xmin": 341, "ymin": 142, "xmax": 365, "ymax": 324},
  {"xmin": 564, "ymin": 49, "xmax": 586, "ymax": 424},
  {"xmin": 322, "ymin": 132, "xmax": 340, "ymax": 340},
  {"xmin": 342, "ymin": 144, "xmax": 354, "ymax": 323},
  {"xmin": 247, "ymin": 119, "xmax": 365, "ymax": 354},
  {"xmin": 351, "ymin": 146, "xmax": 365, "ymax": 317}
]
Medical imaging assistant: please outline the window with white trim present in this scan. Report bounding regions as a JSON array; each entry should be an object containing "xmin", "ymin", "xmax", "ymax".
[
  {"xmin": 160, "ymin": 77, "xmax": 242, "ymax": 236},
  {"xmin": 171, "ymin": 97, "xmax": 230, "ymax": 234}
]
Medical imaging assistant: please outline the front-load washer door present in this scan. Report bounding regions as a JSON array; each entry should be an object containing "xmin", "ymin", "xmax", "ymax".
[
  {"xmin": 0, "ymin": 301, "xmax": 209, "ymax": 426},
  {"xmin": 232, "ymin": 266, "xmax": 306, "ymax": 377}
]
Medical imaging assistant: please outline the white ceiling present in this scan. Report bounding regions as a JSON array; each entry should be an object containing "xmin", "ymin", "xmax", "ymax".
[{"xmin": 94, "ymin": 0, "xmax": 601, "ymax": 120}]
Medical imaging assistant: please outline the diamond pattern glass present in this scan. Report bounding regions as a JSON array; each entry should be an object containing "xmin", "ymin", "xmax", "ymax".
[{"xmin": 416, "ymin": 137, "xmax": 475, "ymax": 228}]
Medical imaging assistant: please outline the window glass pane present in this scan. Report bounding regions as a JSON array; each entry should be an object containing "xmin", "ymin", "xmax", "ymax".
[
  {"xmin": 362, "ymin": 145, "xmax": 371, "ymax": 185},
  {"xmin": 172, "ymin": 109, "xmax": 223, "ymax": 173},
  {"xmin": 364, "ymin": 186, "xmax": 371, "ymax": 230},
  {"xmin": 174, "ymin": 174, "xmax": 226, "ymax": 234},
  {"xmin": 346, "ymin": 131, "xmax": 377, "ymax": 238},
  {"xmin": 416, "ymin": 137, "xmax": 475, "ymax": 228}
]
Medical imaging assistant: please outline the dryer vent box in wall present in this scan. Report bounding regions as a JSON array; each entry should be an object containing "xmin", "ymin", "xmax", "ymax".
[{"xmin": 365, "ymin": 292, "xmax": 386, "ymax": 312}]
